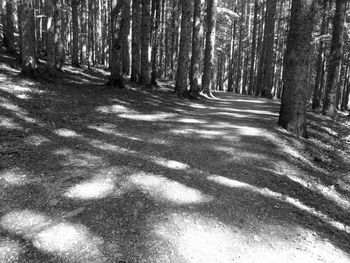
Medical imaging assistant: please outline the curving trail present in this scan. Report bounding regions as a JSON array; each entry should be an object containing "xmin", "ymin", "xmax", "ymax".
[{"xmin": 0, "ymin": 56, "xmax": 350, "ymax": 262}]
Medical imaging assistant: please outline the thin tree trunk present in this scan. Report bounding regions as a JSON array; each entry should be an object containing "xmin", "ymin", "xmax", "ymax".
[
  {"xmin": 140, "ymin": 0, "xmax": 151, "ymax": 86},
  {"xmin": 80, "ymin": 0, "xmax": 88, "ymax": 65},
  {"xmin": 248, "ymin": 0, "xmax": 259, "ymax": 95},
  {"xmin": 189, "ymin": 0, "xmax": 204, "ymax": 96},
  {"xmin": 4, "ymin": 0, "xmax": 16, "ymax": 53},
  {"xmin": 122, "ymin": 0, "xmax": 130, "ymax": 75},
  {"xmin": 72, "ymin": 0, "xmax": 80, "ymax": 66},
  {"xmin": 151, "ymin": 0, "xmax": 160, "ymax": 85},
  {"xmin": 46, "ymin": 0, "xmax": 55, "ymax": 76},
  {"xmin": 323, "ymin": 0, "xmax": 347, "ymax": 116},
  {"xmin": 107, "ymin": 0, "xmax": 124, "ymax": 87},
  {"xmin": 202, "ymin": 0, "xmax": 217, "ymax": 97},
  {"xmin": 175, "ymin": 0, "xmax": 192, "ymax": 97},
  {"xmin": 54, "ymin": 0, "xmax": 64, "ymax": 69},
  {"xmin": 131, "ymin": 0, "xmax": 141, "ymax": 82}
]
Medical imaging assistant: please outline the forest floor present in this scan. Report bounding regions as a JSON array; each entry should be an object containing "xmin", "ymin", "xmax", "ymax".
[{"xmin": 0, "ymin": 49, "xmax": 350, "ymax": 263}]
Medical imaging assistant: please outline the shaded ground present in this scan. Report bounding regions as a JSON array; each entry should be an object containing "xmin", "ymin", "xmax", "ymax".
[{"xmin": 1, "ymin": 50, "xmax": 350, "ymax": 262}]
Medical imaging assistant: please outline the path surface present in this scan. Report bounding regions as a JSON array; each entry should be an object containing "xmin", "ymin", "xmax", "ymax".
[{"xmin": 0, "ymin": 59, "xmax": 350, "ymax": 262}]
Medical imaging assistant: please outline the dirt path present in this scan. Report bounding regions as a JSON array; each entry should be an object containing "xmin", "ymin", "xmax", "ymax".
[{"xmin": 1, "ymin": 56, "xmax": 350, "ymax": 262}]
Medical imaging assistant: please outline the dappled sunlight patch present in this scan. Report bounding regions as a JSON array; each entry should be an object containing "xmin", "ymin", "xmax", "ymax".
[
  {"xmin": 174, "ymin": 118, "xmax": 207, "ymax": 124},
  {"xmin": 89, "ymin": 123, "xmax": 144, "ymax": 142},
  {"xmin": 54, "ymin": 128, "xmax": 81, "ymax": 138},
  {"xmin": 24, "ymin": 134, "xmax": 51, "ymax": 146},
  {"xmin": 128, "ymin": 173, "xmax": 212, "ymax": 204},
  {"xmin": 0, "ymin": 116, "xmax": 22, "ymax": 130},
  {"xmin": 0, "ymin": 210, "xmax": 106, "ymax": 262},
  {"xmin": 0, "ymin": 98, "xmax": 41, "ymax": 125},
  {"xmin": 150, "ymin": 158, "xmax": 189, "ymax": 170},
  {"xmin": 0, "ymin": 168, "xmax": 31, "ymax": 186},
  {"xmin": 207, "ymin": 175, "xmax": 350, "ymax": 234},
  {"xmin": 96, "ymin": 104, "xmax": 132, "ymax": 114},
  {"xmin": 274, "ymin": 161, "xmax": 350, "ymax": 210},
  {"xmin": 152, "ymin": 213, "xmax": 241, "ymax": 262},
  {"xmin": 64, "ymin": 177, "xmax": 117, "ymax": 200},
  {"xmin": 0, "ymin": 238, "xmax": 23, "ymax": 263},
  {"xmin": 119, "ymin": 112, "xmax": 177, "ymax": 121}
]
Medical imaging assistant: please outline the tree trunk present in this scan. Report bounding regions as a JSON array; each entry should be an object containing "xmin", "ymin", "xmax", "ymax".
[
  {"xmin": 175, "ymin": 0, "xmax": 192, "ymax": 97},
  {"xmin": 202, "ymin": 0, "xmax": 217, "ymax": 97},
  {"xmin": 4, "ymin": 0, "xmax": 16, "ymax": 53},
  {"xmin": 189, "ymin": 0, "xmax": 203, "ymax": 96},
  {"xmin": 259, "ymin": 0, "xmax": 277, "ymax": 98},
  {"xmin": 80, "ymin": 0, "xmax": 88, "ymax": 65},
  {"xmin": 54, "ymin": 0, "xmax": 64, "ymax": 69},
  {"xmin": 140, "ymin": 0, "xmax": 151, "ymax": 86},
  {"xmin": 46, "ymin": 0, "xmax": 55, "ymax": 76},
  {"xmin": 323, "ymin": 0, "xmax": 347, "ymax": 116},
  {"xmin": 122, "ymin": 0, "xmax": 130, "ymax": 75},
  {"xmin": 131, "ymin": 0, "xmax": 141, "ymax": 82},
  {"xmin": 19, "ymin": 0, "xmax": 38, "ymax": 77},
  {"xmin": 151, "ymin": 0, "xmax": 160, "ymax": 85},
  {"xmin": 278, "ymin": 0, "xmax": 317, "ymax": 138},
  {"xmin": 248, "ymin": 0, "xmax": 259, "ymax": 95},
  {"xmin": 107, "ymin": 0, "xmax": 124, "ymax": 88},
  {"xmin": 341, "ymin": 53, "xmax": 350, "ymax": 111},
  {"xmin": 72, "ymin": 0, "xmax": 80, "ymax": 66}
]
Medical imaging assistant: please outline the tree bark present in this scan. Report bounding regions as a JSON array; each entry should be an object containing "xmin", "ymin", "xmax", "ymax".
[
  {"xmin": 175, "ymin": 0, "xmax": 193, "ymax": 97},
  {"xmin": 46, "ymin": 0, "xmax": 56, "ymax": 76},
  {"xmin": 19, "ymin": 0, "xmax": 38, "ymax": 77},
  {"xmin": 278, "ymin": 0, "xmax": 317, "ymax": 137},
  {"xmin": 202, "ymin": 0, "xmax": 217, "ymax": 97},
  {"xmin": 54, "ymin": 0, "xmax": 64, "ymax": 69},
  {"xmin": 140, "ymin": 0, "xmax": 151, "ymax": 86},
  {"xmin": 151, "ymin": 0, "xmax": 160, "ymax": 85},
  {"xmin": 4, "ymin": 0, "xmax": 16, "ymax": 53},
  {"xmin": 122, "ymin": 0, "xmax": 130, "ymax": 75},
  {"xmin": 71, "ymin": 0, "xmax": 80, "ymax": 66},
  {"xmin": 131, "ymin": 0, "xmax": 141, "ymax": 82},
  {"xmin": 323, "ymin": 0, "xmax": 347, "ymax": 116},
  {"xmin": 107, "ymin": 0, "xmax": 124, "ymax": 88},
  {"xmin": 248, "ymin": 0, "xmax": 259, "ymax": 95},
  {"xmin": 80, "ymin": 0, "xmax": 88, "ymax": 65},
  {"xmin": 189, "ymin": 0, "xmax": 204, "ymax": 96}
]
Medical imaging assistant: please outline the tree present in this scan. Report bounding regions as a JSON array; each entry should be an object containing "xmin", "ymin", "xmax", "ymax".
[
  {"xmin": 140, "ymin": 0, "xmax": 151, "ymax": 86},
  {"xmin": 54, "ymin": 0, "xmax": 64, "ymax": 69},
  {"xmin": 278, "ymin": 0, "xmax": 317, "ymax": 137},
  {"xmin": 175, "ymin": 0, "xmax": 193, "ymax": 97},
  {"xmin": 323, "ymin": 0, "xmax": 347, "ymax": 116},
  {"xmin": 202, "ymin": 0, "xmax": 218, "ymax": 98},
  {"xmin": 121, "ymin": 0, "xmax": 131, "ymax": 75},
  {"xmin": 131, "ymin": 0, "xmax": 141, "ymax": 83},
  {"xmin": 80, "ymin": 0, "xmax": 88, "ymax": 65},
  {"xmin": 189, "ymin": 0, "xmax": 204, "ymax": 97},
  {"xmin": 107, "ymin": 0, "xmax": 124, "ymax": 88},
  {"xmin": 19, "ymin": 0, "xmax": 38, "ymax": 77},
  {"xmin": 46, "ymin": 0, "xmax": 56, "ymax": 76},
  {"xmin": 4, "ymin": 0, "xmax": 16, "ymax": 53},
  {"xmin": 71, "ymin": 0, "xmax": 80, "ymax": 67}
]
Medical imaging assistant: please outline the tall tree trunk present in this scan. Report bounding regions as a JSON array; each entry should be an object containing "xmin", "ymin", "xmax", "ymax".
[
  {"xmin": 131, "ymin": 0, "xmax": 141, "ymax": 82},
  {"xmin": 235, "ymin": 1, "xmax": 245, "ymax": 94},
  {"xmin": 151, "ymin": 0, "xmax": 160, "ymax": 85},
  {"xmin": 312, "ymin": 0, "xmax": 328, "ymax": 110},
  {"xmin": 122, "ymin": 0, "xmax": 130, "ymax": 75},
  {"xmin": 72, "ymin": 0, "xmax": 80, "ymax": 66},
  {"xmin": 4, "ymin": 0, "xmax": 16, "ymax": 53},
  {"xmin": 248, "ymin": 0, "xmax": 259, "ymax": 95},
  {"xmin": 323, "ymin": 0, "xmax": 347, "ymax": 116},
  {"xmin": 202, "ymin": 0, "xmax": 217, "ymax": 97},
  {"xmin": 189, "ymin": 0, "xmax": 204, "ymax": 96},
  {"xmin": 88, "ymin": 0, "xmax": 94, "ymax": 68},
  {"xmin": 46, "ymin": 0, "xmax": 55, "ymax": 76},
  {"xmin": 107, "ymin": 0, "xmax": 124, "ymax": 88},
  {"xmin": 341, "ymin": 53, "xmax": 350, "ymax": 111},
  {"xmin": 175, "ymin": 0, "xmax": 192, "ymax": 97},
  {"xmin": 278, "ymin": 0, "xmax": 317, "ymax": 137},
  {"xmin": 259, "ymin": 0, "xmax": 277, "ymax": 98},
  {"xmin": 54, "ymin": 0, "xmax": 64, "ymax": 69},
  {"xmin": 80, "ymin": 0, "xmax": 88, "ymax": 65},
  {"xmin": 140, "ymin": 0, "xmax": 151, "ymax": 86},
  {"xmin": 19, "ymin": 0, "xmax": 38, "ymax": 77}
]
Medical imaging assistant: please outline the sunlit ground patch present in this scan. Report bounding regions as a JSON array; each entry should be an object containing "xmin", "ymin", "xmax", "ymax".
[
  {"xmin": 174, "ymin": 118, "xmax": 207, "ymax": 124},
  {"xmin": 96, "ymin": 104, "xmax": 132, "ymax": 114},
  {"xmin": 0, "ymin": 239, "xmax": 23, "ymax": 263},
  {"xmin": 128, "ymin": 173, "xmax": 212, "ymax": 204},
  {"xmin": 64, "ymin": 177, "xmax": 117, "ymax": 200},
  {"xmin": 0, "ymin": 210, "xmax": 106, "ymax": 262},
  {"xmin": 54, "ymin": 148, "xmax": 105, "ymax": 167},
  {"xmin": 89, "ymin": 123, "xmax": 144, "ymax": 142},
  {"xmin": 24, "ymin": 134, "xmax": 51, "ymax": 146},
  {"xmin": 54, "ymin": 128, "xmax": 81, "ymax": 138},
  {"xmin": 207, "ymin": 175, "xmax": 350, "ymax": 234},
  {"xmin": 169, "ymin": 128, "xmax": 227, "ymax": 139},
  {"xmin": 149, "ymin": 157, "xmax": 189, "ymax": 170},
  {"xmin": 119, "ymin": 112, "xmax": 177, "ymax": 121},
  {"xmin": 0, "ymin": 168, "xmax": 30, "ymax": 186},
  {"xmin": 0, "ymin": 116, "xmax": 22, "ymax": 130}
]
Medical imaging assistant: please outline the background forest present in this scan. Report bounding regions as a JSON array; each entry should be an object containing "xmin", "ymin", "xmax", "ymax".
[{"xmin": 1, "ymin": 0, "xmax": 350, "ymax": 262}]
